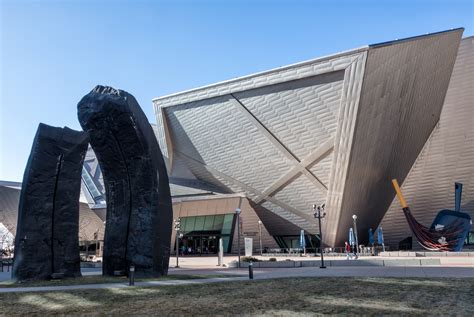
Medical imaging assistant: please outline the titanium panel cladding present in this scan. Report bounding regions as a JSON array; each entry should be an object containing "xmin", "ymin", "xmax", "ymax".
[
  {"xmin": 380, "ymin": 37, "xmax": 474, "ymax": 249},
  {"xmin": 327, "ymin": 29, "xmax": 463, "ymax": 247}
]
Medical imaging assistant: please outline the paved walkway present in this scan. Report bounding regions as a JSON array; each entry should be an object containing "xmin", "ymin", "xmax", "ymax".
[{"xmin": 1, "ymin": 266, "xmax": 473, "ymax": 293}]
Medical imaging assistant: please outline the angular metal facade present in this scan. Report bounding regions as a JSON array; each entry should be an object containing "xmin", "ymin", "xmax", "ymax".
[
  {"xmin": 155, "ymin": 49, "xmax": 368, "ymax": 234},
  {"xmin": 153, "ymin": 30, "xmax": 465, "ymax": 247},
  {"xmin": 380, "ymin": 36, "xmax": 474, "ymax": 249},
  {"xmin": 325, "ymin": 29, "xmax": 463, "ymax": 247}
]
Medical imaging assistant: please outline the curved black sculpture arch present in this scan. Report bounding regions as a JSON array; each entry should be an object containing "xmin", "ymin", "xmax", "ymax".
[
  {"xmin": 13, "ymin": 123, "xmax": 88, "ymax": 281},
  {"xmin": 78, "ymin": 85, "xmax": 172, "ymax": 277}
]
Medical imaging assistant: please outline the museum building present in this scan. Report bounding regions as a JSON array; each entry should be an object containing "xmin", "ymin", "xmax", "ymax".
[
  {"xmin": 1, "ymin": 29, "xmax": 473, "ymax": 255},
  {"xmin": 152, "ymin": 29, "xmax": 474, "ymax": 251}
]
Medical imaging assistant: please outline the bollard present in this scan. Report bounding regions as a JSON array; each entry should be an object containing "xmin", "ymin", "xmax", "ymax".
[
  {"xmin": 129, "ymin": 264, "xmax": 135, "ymax": 286},
  {"xmin": 248, "ymin": 261, "xmax": 254, "ymax": 280}
]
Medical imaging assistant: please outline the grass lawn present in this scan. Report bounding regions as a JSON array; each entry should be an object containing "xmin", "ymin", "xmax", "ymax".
[
  {"xmin": 0, "ymin": 277, "xmax": 473, "ymax": 315},
  {"xmin": 0, "ymin": 274, "xmax": 233, "ymax": 288}
]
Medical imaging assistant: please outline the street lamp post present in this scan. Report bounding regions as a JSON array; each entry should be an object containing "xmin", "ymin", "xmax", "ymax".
[
  {"xmin": 313, "ymin": 204, "xmax": 326, "ymax": 269},
  {"xmin": 352, "ymin": 214, "xmax": 359, "ymax": 259},
  {"xmin": 174, "ymin": 218, "xmax": 181, "ymax": 268},
  {"xmin": 235, "ymin": 208, "xmax": 241, "ymax": 268},
  {"xmin": 94, "ymin": 228, "xmax": 99, "ymax": 257},
  {"xmin": 258, "ymin": 220, "xmax": 263, "ymax": 256}
]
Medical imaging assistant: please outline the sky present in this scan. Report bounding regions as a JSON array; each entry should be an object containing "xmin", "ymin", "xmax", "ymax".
[{"xmin": 1, "ymin": 0, "xmax": 473, "ymax": 182}]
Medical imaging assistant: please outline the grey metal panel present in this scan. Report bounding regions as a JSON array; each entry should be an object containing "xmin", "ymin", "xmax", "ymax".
[
  {"xmin": 0, "ymin": 185, "xmax": 105, "ymax": 241},
  {"xmin": 254, "ymin": 138, "xmax": 333, "ymax": 203},
  {"xmin": 169, "ymin": 183, "xmax": 213, "ymax": 197},
  {"xmin": 0, "ymin": 185, "xmax": 21, "ymax": 236},
  {"xmin": 233, "ymin": 71, "xmax": 344, "ymax": 160},
  {"xmin": 169, "ymin": 177, "xmax": 227, "ymax": 194},
  {"xmin": 166, "ymin": 97, "xmax": 296, "ymax": 193},
  {"xmin": 260, "ymin": 201, "xmax": 318, "ymax": 233},
  {"xmin": 78, "ymin": 203, "xmax": 105, "ymax": 241},
  {"xmin": 174, "ymin": 151, "xmax": 233, "ymax": 193},
  {"xmin": 327, "ymin": 29, "xmax": 463, "ymax": 247},
  {"xmin": 160, "ymin": 51, "xmax": 367, "ymax": 234},
  {"xmin": 153, "ymin": 50, "xmax": 366, "ymax": 108},
  {"xmin": 273, "ymin": 174, "xmax": 326, "ymax": 220},
  {"xmin": 322, "ymin": 53, "xmax": 368, "ymax": 244},
  {"xmin": 380, "ymin": 37, "xmax": 474, "ymax": 249},
  {"xmin": 309, "ymin": 153, "xmax": 334, "ymax": 186},
  {"xmin": 174, "ymin": 150, "xmax": 316, "ymax": 224},
  {"xmin": 250, "ymin": 201, "xmax": 309, "ymax": 236},
  {"xmin": 152, "ymin": 116, "xmax": 169, "ymax": 160},
  {"xmin": 169, "ymin": 155, "xmax": 197, "ymax": 180}
]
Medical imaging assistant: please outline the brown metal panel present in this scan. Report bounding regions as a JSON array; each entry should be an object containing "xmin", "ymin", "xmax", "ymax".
[
  {"xmin": 325, "ymin": 29, "xmax": 463, "ymax": 247},
  {"xmin": 380, "ymin": 37, "xmax": 474, "ymax": 249}
]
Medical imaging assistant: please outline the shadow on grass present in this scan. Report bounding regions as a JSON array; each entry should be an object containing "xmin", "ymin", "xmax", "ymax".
[
  {"xmin": 0, "ymin": 274, "xmax": 234, "ymax": 288},
  {"xmin": 0, "ymin": 277, "xmax": 472, "ymax": 315}
]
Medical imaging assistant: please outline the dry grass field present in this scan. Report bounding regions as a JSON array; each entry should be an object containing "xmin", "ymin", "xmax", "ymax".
[
  {"xmin": 0, "ymin": 274, "xmax": 231, "ymax": 288},
  {"xmin": 0, "ymin": 277, "xmax": 473, "ymax": 315}
]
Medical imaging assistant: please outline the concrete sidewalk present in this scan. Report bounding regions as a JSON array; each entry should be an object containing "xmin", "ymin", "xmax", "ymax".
[
  {"xmin": 1, "ymin": 254, "xmax": 472, "ymax": 282},
  {"xmin": 1, "ymin": 266, "xmax": 473, "ymax": 293}
]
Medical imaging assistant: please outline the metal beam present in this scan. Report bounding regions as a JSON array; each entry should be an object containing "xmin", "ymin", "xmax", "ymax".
[
  {"xmin": 174, "ymin": 150, "xmax": 315, "ymax": 223},
  {"xmin": 229, "ymin": 95, "xmax": 300, "ymax": 162},
  {"xmin": 254, "ymin": 138, "xmax": 334, "ymax": 203},
  {"xmin": 229, "ymin": 95, "xmax": 333, "ymax": 193}
]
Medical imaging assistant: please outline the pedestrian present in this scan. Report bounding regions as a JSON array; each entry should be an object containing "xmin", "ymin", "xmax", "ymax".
[{"xmin": 344, "ymin": 241, "xmax": 353, "ymax": 260}]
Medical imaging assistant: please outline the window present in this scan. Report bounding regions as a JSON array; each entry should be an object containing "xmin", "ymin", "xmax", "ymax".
[{"xmin": 464, "ymin": 231, "xmax": 474, "ymax": 245}]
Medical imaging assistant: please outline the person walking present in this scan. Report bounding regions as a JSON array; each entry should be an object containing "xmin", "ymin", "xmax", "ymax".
[{"xmin": 344, "ymin": 241, "xmax": 353, "ymax": 260}]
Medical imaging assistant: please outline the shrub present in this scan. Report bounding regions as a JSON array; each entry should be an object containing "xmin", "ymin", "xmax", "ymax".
[
  {"xmin": 269, "ymin": 258, "xmax": 277, "ymax": 262},
  {"xmin": 241, "ymin": 256, "xmax": 260, "ymax": 262}
]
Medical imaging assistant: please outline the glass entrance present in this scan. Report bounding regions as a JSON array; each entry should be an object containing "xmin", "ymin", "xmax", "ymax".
[
  {"xmin": 176, "ymin": 214, "xmax": 236, "ymax": 254},
  {"xmin": 180, "ymin": 233, "xmax": 219, "ymax": 255}
]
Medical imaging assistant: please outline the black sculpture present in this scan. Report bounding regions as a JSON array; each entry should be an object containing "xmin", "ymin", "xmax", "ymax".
[
  {"xmin": 13, "ymin": 124, "xmax": 88, "ymax": 281},
  {"xmin": 78, "ymin": 85, "xmax": 172, "ymax": 277}
]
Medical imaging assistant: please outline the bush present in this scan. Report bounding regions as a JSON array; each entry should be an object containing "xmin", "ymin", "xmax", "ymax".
[
  {"xmin": 269, "ymin": 258, "xmax": 277, "ymax": 262},
  {"xmin": 241, "ymin": 256, "xmax": 260, "ymax": 262}
]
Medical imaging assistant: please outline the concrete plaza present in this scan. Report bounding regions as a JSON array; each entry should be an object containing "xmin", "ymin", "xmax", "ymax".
[{"xmin": 1, "ymin": 255, "xmax": 473, "ymax": 293}]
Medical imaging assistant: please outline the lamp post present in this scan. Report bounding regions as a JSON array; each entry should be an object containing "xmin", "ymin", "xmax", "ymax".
[
  {"xmin": 313, "ymin": 204, "xmax": 326, "ymax": 269},
  {"xmin": 235, "ymin": 208, "xmax": 241, "ymax": 268},
  {"xmin": 258, "ymin": 220, "xmax": 263, "ymax": 256},
  {"xmin": 352, "ymin": 214, "xmax": 359, "ymax": 259},
  {"xmin": 174, "ymin": 218, "xmax": 181, "ymax": 268},
  {"xmin": 94, "ymin": 228, "xmax": 99, "ymax": 257}
]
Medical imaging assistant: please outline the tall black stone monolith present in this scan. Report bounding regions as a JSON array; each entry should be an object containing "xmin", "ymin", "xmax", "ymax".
[
  {"xmin": 77, "ymin": 85, "xmax": 172, "ymax": 277},
  {"xmin": 13, "ymin": 124, "xmax": 88, "ymax": 281}
]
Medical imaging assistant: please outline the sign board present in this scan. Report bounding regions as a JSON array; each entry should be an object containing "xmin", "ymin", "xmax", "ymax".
[
  {"xmin": 218, "ymin": 238, "xmax": 224, "ymax": 266},
  {"xmin": 244, "ymin": 237, "xmax": 253, "ymax": 256}
]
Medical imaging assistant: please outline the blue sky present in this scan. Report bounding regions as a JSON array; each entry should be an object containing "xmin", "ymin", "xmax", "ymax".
[{"xmin": 1, "ymin": 0, "xmax": 473, "ymax": 181}]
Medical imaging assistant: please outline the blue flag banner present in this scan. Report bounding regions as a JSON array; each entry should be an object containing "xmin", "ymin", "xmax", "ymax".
[
  {"xmin": 368, "ymin": 228, "xmax": 374, "ymax": 245},
  {"xmin": 349, "ymin": 227, "xmax": 355, "ymax": 246},
  {"xmin": 377, "ymin": 227, "xmax": 384, "ymax": 245},
  {"xmin": 299, "ymin": 229, "xmax": 306, "ymax": 249}
]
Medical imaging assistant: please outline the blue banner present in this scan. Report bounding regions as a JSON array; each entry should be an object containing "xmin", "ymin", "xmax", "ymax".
[
  {"xmin": 299, "ymin": 229, "xmax": 306, "ymax": 249},
  {"xmin": 349, "ymin": 227, "xmax": 355, "ymax": 246},
  {"xmin": 377, "ymin": 227, "xmax": 384, "ymax": 245}
]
